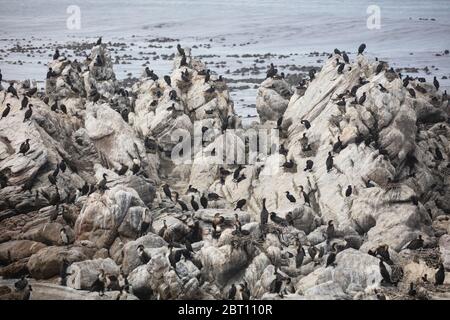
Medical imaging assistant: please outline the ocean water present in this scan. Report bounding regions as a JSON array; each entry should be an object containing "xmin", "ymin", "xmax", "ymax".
[{"xmin": 1, "ymin": 0, "xmax": 449, "ymax": 122}]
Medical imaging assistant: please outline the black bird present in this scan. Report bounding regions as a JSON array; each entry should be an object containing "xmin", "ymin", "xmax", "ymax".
[
  {"xmin": 0, "ymin": 68, "xmax": 2, "ymax": 82},
  {"xmin": 299, "ymin": 185, "xmax": 310, "ymax": 206},
  {"xmin": 15, "ymin": 275, "xmax": 28, "ymax": 290},
  {"xmin": 228, "ymin": 284, "xmax": 237, "ymax": 300},
  {"xmin": 378, "ymin": 84, "xmax": 387, "ymax": 93},
  {"xmin": 177, "ymin": 44, "xmax": 185, "ymax": 56},
  {"xmin": 26, "ymin": 87, "xmax": 38, "ymax": 97},
  {"xmin": 163, "ymin": 184, "xmax": 172, "ymax": 201},
  {"xmin": 235, "ymin": 199, "xmax": 246, "ymax": 211},
  {"xmin": 98, "ymin": 173, "xmax": 108, "ymax": 191},
  {"xmin": 379, "ymin": 260, "xmax": 391, "ymax": 284},
  {"xmin": 308, "ymin": 246, "xmax": 318, "ymax": 260},
  {"xmin": 435, "ymin": 147, "xmax": 444, "ymax": 161},
  {"xmin": 175, "ymin": 193, "xmax": 189, "ymax": 211},
  {"xmin": 51, "ymin": 101, "xmax": 58, "ymax": 112},
  {"xmin": 270, "ymin": 212, "xmax": 287, "ymax": 226},
  {"xmin": 326, "ymin": 220, "xmax": 335, "ymax": 241},
  {"xmin": 266, "ymin": 63, "xmax": 277, "ymax": 79},
  {"xmin": 60, "ymin": 258, "xmax": 70, "ymax": 286},
  {"xmin": 435, "ymin": 263, "xmax": 445, "ymax": 285},
  {"xmin": 326, "ymin": 244, "xmax": 337, "ymax": 267},
  {"xmin": 19, "ymin": 139, "xmax": 30, "ymax": 155},
  {"xmin": 358, "ymin": 43, "xmax": 366, "ymax": 55},
  {"xmin": 342, "ymin": 52, "xmax": 349, "ymax": 64},
  {"xmin": 260, "ymin": 198, "xmax": 269, "ymax": 225},
  {"xmin": 131, "ymin": 160, "xmax": 140, "ymax": 175},
  {"xmin": 308, "ymin": 69, "xmax": 316, "ymax": 81},
  {"xmin": 208, "ymin": 192, "xmax": 221, "ymax": 201},
  {"xmin": 1, "ymin": 103, "xmax": 11, "ymax": 120},
  {"xmin": 96, "ymin": 36, "xmax": 102, "ymax": 45},
  {"xmin": 46, "ymin": 67, "xmax": 55, "ymax": 79},
  {"xmin": 296, "ymin": 243, "xmax": 306, "ymax": 268},
  {"xmin": 53, "ymin": 48, "xmax": 60, "ymax": 60},
  {"xmin": 282, "ymin": 160, "xmax": 294, "ymax": 169},
  {"xmin": 300, "ymin": 119, "xmax": 311, "ymax": 129},
  {"xmin": 406, "ymin": 235, "xmax": 424, "ymax": 250},
  {"xmin": 332, "ymin": 136, "xmax": 343, "ymax": 153},
  {"xmin": 117, "ymin": 164, "xmax": 128, "ymax": 176},
  {"xmin": 408, "ymin": 282, "xmax": 417, "ymax": 297},
  {"xmin": 60, "ymin": 104, "xmax": 67, "ymax": 114},
  {"xmin": 345, "ymin": 185, "xmax": 352, "ymax": 197},
  {"xmin": 48, "ymin": 173, "xmax": 57, "ymax": 186},
  {"xmin": 304, "ymin": 160, "xmax": 314, "ymax": 171},
  {"xmin": 200, "ymin": 193, "xmax": 208, "ymax": 209},
  {"xmin": 337, "ymin": 63, "xmax": 345, "ymax": 74},
  {"xmin": 191, "ymin": 196, "xmax": 199, "ymax": 211},
  {"xmin": 90, "ymin": 270, "xmax": 106, "ymax": 296},
  {"xmin": 187, "ymin": 185, "xmax": 199, "ymax": 193},
  {"xmin": 204, "ymin": 70, "xmax": 210, "ymax": 83},
  {"xmin": 21, "ymin": 96, "xmax": 28, "ymax": 110},
  {"xmin": 336, "ymin": 98, "xmax": 346, "ymax": 106},
  {"xmin": 23, "ymin": 104, "xmax": 33, "ymax": 122},
  {"xmin": 334, "ymin": 48, "xmax": 341, "ymax": 55},
  {"xmin": 137, "ymin": 245, "xmax": 151, "ymax": 264},
  {"xmin": 375, "ymin": 63, "xmax": 384, "ymax": 75},
  {"xmin": 358, "ymin": 92, "xmax": 366, "ymax": 105},
  {"xmin": 240, "ymin": 283, "xmax": 250, "ymax": 300},
  {"xmin": 433, "ymin": 76, "xmax": 440, "ymax": 91},
  {"xmin": 164, "ymin": 75, "xmax": 171, "ymax": 87},
  {"xmin": 285, "ymin": 191, "xmax": 296, "ymax": 203},
  {"xmin": 326, "ymin": 152, "xmax": 334, "ymax": 172},
  {"xmin": 7, "ymin": 83, "xmax": 18, "ymax": 98},
  {"xmin": 80, "ymin": 181, "xmax": 89, "ymax": 196},
  {"xmin": 408, "ymin": 88, "xmax": 416, "ymax": 98}
]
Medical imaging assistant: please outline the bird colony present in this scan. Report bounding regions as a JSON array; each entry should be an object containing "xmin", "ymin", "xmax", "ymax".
[{"xmin": 0, "ymin": 41, "xmax": 449, "ymax": 300}]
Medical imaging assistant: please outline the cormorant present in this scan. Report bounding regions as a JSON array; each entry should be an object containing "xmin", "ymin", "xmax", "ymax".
[
  {"xmin": 137, "ymin": 245, "xmax": 151, "ymax": 264},
  {"xmin": 117, "ymin": 164, "xmax": 128, "ymax": 176},
  {"xmin": 174, "ymin": 192, "xmax": 189, "ymax": 211},
  {"xmin": 379, "ymin": 260, "xmax": 391, "ymax": 284},
  {"xmin": 177, "ymin": 44, "xmax": 185, "ymax": 56},
  {"xmin": 309, "ymin": 69, "xmax": 316, "ymax": 81},
  {"xmin": 191, "ymin": 196, "xmax": 199, "ymax": 211},
  {"xmin": 296, "ymin": 243, "xmax": 306, "ymax": 268},
  {"xmin": 408, "ymin": 88, "xmax": 416, "ymax": 98},
  {"xmin": 15, "ymin": 275, "xmax": 28, "ymax": 290},
  {"xmin": 375, "ymin": 63, "xmax": 384, "ymax": 75},
  {"xmin": 60, "ymin": 228, "xmax": 69, "ymax": 245},
  {"xmin": 326, "ymin": 220, "xmax": 335, "ymax": 241},
  {"xmin": 1, "ymin": 103, "xmax": 11, "ymax": 120},
  {"xmin": 164, "ymin": 75, "xmax": 171, "ymax": 87},
  {"xmin": 270, "ymin": 212, "xmax": 287, "ymax": 226},
  {"xmin": 358, "ymin": 43, "xmax": 366, "ymax": 55},
  {"xmin": 131, "ymin": 159, "xmax": 140, "ymax": 175},
  {"xmin": 187, "ymin": 185, "xmax": 199, "ymax": 193},
  {"xmin": 235, "ymin": 199, "xmax": 246, "ymax": 211},
  {"xmin": 205, "ymin": 70, "xmax": 210, "ymax": 83},
  {"xmin": 345, "ymin": 185, "xmax": 352, "ymax": 197},
  {"xmin": 23, "ymin": 104, "xmax": 33, "ymax": 122},
  {"xmin": 19, "ymin": 139, "xmax": 30, "ymax": 155},
  {"xmin": 163, "ymin": 184, "xmax": 172, "ymax": 201},
  {"xmin": 299, "ymin": 185, "xmax": 310, "ymax": 206},
  {"xmin": 53, "ymin": 48, "xmax": 60, "ymax": 60},
  {"xmin": 326, "ymin": 244, "xmax": 337, "ymax": 267},
  {"xmin": 158, "ymin": 220, "xmax": 167, "ymax": 238},
  {"xmin": 285, "ymin": 191, "xmax": 296, "ymax": 203},
  {"xmin": 378, "ymin": 84, "xmax": 387, "ymax": 93},
  {"xmin": 228, "ymin": 284, "xmax": 237, "ymax": 300},
  {"xmin": 208, "ymin": 192, "xmax": 221, "ymax": 201},
  {"xmin": 337, "ymin": 63, "xmax": 345, "ymax": 74},
  {"xmin": 435, "ymin": 263, "xmax": 445, "ymax": 285},
  {"xmin": 300, "ymin": 119, "xmax": 311, "ymax": 129},
  {"xmin": 90, "ymin": 269, "xmax": 106, "ymax": 296},
  {"xmin": 308, "ymin": 245, "xmax": 318, "ymax": 261},
  {"xmin": 326, "ymin": 152, "xmax": 334, "ymax": 172},
  {"xmin": 7, "ymin": 83, "xmax": 18, "ymax": 98},
  {"xmin": 333, "ymin": 136, "xmax": 343, "ymax": 153},
  {"xmin": 96, "ymin": 36, "xmax": 102, "ymax": 45},
  {"xmin": 200, "ymin": 193, "xmax": 208, "ymax": 209},
  {"xmin": 266, "ymin": 63, "xmax": 277, "ymax": 78},
  {"xmin": 334, "ymin": 48, "xmax": 341, "ymax": 55},
  {"xmin": 60, "ymin": 104, "xmax": 67, "ymax": 114},
  {"xmin": 282, "ymin": 159, "xmax": 294, "ymax": 169},
  {"xmin": 358, "ymin": 92, "xmax": 366, "ymax": 105},
  {"xmin": 260, "ymin": 198, "xmax": 269, "ymax": 225},
  {"xmin": 433, "ymin": 76, "xmax": 440, "ymax": 91},
  {"xmin": 406, "ymin": 235, "xmax": 424, "ymax": 250},
  {"xmin": 304, "ymin": 160, "xmax": 314, "ymax": 171},
  {"xmin": 98, "ymin": 173, "xmax": 108, "ymax": 191},
  {"xmin": 342, "ymin": 52, "xmax": 349, "ymax": 64},
  {"xmin": 408, "ymin": 282, "xmax": 416, "ymax": 297}
]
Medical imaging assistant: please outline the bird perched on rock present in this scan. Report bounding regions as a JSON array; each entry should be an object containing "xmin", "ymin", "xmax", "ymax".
[
  {"xmin": 296, "ymin": 241, "xmax": 306, "ymax": 268},
  {"xmin": 326, "ymin": 220, "xmax": 335, "ymax": 241},
  {"xmin": 200, "ymin": 193, "xmax": 208, "ymax": 209},
  {"xmin": 342, "ymin": 52, "xmax": 349, "ymax": 64},
  {"xmin": 332, "ymin": 136, "xmax": 343, "ymax": 153},
  {"xmin": 406, "ymin": 235, "xmax": 424, "ymax": 250},
  {"xmin": 96, "ymin": 36, "xmax": 102, "ymax": 45},
  {"xmin": 53, "ymin": 48, "xmax": 60, "ymax": 60},
  {"xmin": 7, "ymin": 82, "xmax": 18, "ymax": 98},
  {"xmin": 164, "ymin": 75, "xmax": 171, "ymax": 87},
  {"xmin": 1, "ymin": 103, "xmax": 11, "ymax": 120},
  {"xmin": 97, "ymin": 173, "xmax": 108, "ymax": 191},
  {"xmin": 260, "ymin": 198, "xmax": 269, "ymax": 226},
  {"xmin": 299, "ymin": 185, "xmax": 310, "ymax": 206},
  {"xmin": 326, "ymin": 152, "xmax": 334, "ymax": 172},
  {"xmin": 187, "ymin": 185, "xmax": 199, "ymax": 193},
  {"xmin": 14, "ymin": 275, "xmax": 28, "ymax": 291},
  {"xmin": 90, "ymin": 269, "xmax": 106, "ymax": 296},
  {"xmin": 137, "ymin": 245, "xmax": 151, "ymax": 264},
  {"xmin": 358, "ymin": 92, "xmax": 366, "ymax": 105},
  {"xmin": 270, "ymin": 212, "xmax": 287, "ymax": 227},
  {"xmin": 308, "ymin": 245, "xmax": 318, "ymax": 261},
  {"xmin": 235, "ymin": 199, "xmax": 247, "ymax": 211},
  {"xmin": 19, "ymin": 139, "xmax": 30, "ymax": 156},
  {"xmin": 162, "ymin": 184, "xmax": 172, "ymax": 201},
  {"xmin": 379, "ymin": 260, "xmax": 391, "ymax": 284},
  {"xmin": 299, "ymin": 120, "xmax": 311, "ymax": 131},
  {"xmin": 435, "ymin": 263, "xmax": 445, "ymax": 285},
  {"xmin": 190, "ymin": 196, "xmax": 199, "ymax": 211},
  {"xmin": 23, "ymin": 104, "xmax": 33, "ymax": 122},
  {"xmin": 60, "ymin": 228, "xmax": 69, "ymax": 245},
  {"xmin": 308, "ymin": 69, "xmax": 316, "ymax": 81},
  {"xmin": 228, "ymin": 284, "xmax": 237, "ymax": 300},
  {"xmin": 266, "ymin": 63, "xmax": 277, "ymax": 79},
  {"xmin": 433, "ymin": 76, "xmax": 440, "ymax": 91},
  {"xmin": 326, "ymin": 244, "xmax": 337, "ymax": 267},
  {"xmin": 345, "ymin": 185, "xmax": 352, "ymax": 197},
  {"xmin": 285, "ymin": 191, "xmax": 296, "ymax": 203},
  {"xmin": 304, "ymin": 160, "xmax": 314, "ymax": 172},
  {"xmin": 358, "ymin": 43, "xmax": 366, "ymax": 55}
]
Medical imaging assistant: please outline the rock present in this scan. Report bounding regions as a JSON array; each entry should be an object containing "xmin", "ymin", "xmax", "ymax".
[
  {"xmin": 256, "ymin": 78, "xmax": 292, "ymax": 123},
  {"xmin": 27, "ymin": 246, "xmax": 94, "ymax": 279},
  {"xmin": 67, "ymin": 258, "xmax": 120, "ymax": 290},
  {"xmin": 0, "ymin": 240, "xmax": 46, "ymax": 264}
]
